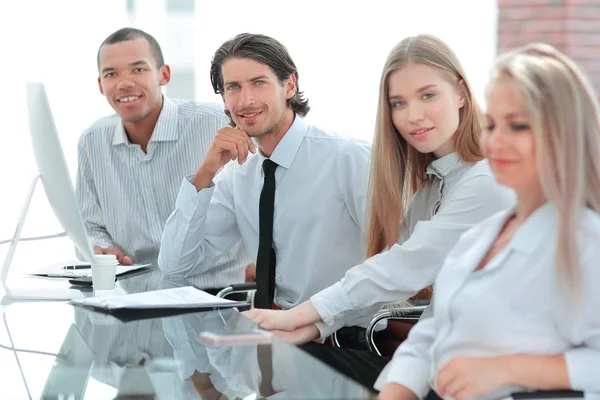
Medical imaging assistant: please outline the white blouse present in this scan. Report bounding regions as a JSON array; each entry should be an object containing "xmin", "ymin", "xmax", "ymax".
[{"xmin": 375, "ymin": 204, "xmax": 600, "ymax": 399}]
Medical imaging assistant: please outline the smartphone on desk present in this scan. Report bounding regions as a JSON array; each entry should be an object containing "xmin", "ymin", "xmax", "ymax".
[{"xmin": 199, "ymin": 331, "xmax": 273, "ymax": 346}]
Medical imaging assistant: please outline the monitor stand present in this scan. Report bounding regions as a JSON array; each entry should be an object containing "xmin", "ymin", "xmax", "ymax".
[{"xmin": 1, "ymin": 175, "xmax": 85, "ymax": 300}]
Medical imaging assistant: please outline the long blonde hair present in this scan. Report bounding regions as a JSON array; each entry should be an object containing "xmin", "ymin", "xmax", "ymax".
[
  {"xmin": 489, "ymin": 43, "xmax": 600, "ymax": 292},
  {"xmin": 366, "ymin": 35, "xmax": 485, "ymax": 257}
]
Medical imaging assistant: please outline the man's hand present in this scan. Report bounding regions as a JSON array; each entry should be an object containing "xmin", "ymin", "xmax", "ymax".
[
  {"xmin": 271, "ymin": 324, "xmax": 320, "ymax": 345},
  {"xmin": 193, "ymin": 127, "xmax": 256, "ymax": 190},
  {"xmin": 245, "ymin": 263, "xmax": 256, "ymax": 282},
  {"xmin": 93, "ymin": 245, "xmax": 133, "ymax": 265}
]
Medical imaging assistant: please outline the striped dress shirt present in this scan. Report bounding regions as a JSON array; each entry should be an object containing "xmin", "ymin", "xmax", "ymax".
[{"xmin": 75, "ymin": 96, "xmax": 250, "ymax": 288}]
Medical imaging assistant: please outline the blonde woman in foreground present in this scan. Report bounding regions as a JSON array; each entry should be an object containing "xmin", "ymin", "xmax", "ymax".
[{"xmin": 377, "ymin": 43, "xmax": 600, "ymax": 400}]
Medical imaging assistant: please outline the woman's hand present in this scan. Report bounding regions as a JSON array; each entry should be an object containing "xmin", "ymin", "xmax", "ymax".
[
  {"xmin": 243, "ymin": 308, "xmax": 299, "ymax": 331},
  {"xmin": 378, "ymin": 383, "xmax": 418, "ymax": 400},
  {"xmin": 272, "ymin": 324, "xmax": 320, "ymax": 345},
  {"xmin": 242, "ymin": 301, "xmax": 322, "ymax": 331},
  {"xmin": 436, "ymin": 356, "xmax": 510, "ymax": 400}
]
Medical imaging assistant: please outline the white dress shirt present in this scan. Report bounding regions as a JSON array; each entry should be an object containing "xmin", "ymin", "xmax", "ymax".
[
  {"xmin": 311, "ymin": 153, "xmax": 516, "ymax": 337},
  {"xmin": 158, "ymin": 116, "xmax": 371, "ymax": 308},
  {"xmin": 375, "ymin": 204, "xmax": 600, "ymax": 399},
  {"xmin": 76, "ymin": 97, "xmax": 249, "ymax": 288}
]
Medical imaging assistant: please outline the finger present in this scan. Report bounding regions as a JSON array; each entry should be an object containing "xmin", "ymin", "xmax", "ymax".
[
  {"xmin": 245, "ymin": 264, "xmax": 256, "ymax": 282},
  {"xmin": 436, "ymin": 367, "xmax": 453, "ymax": 396},
  {"xmin": 104, "ymin": 246, "xmax": 127, "ymax": 264},
  {"xmin": 104, "ymin": 246, "xmax": 124, "ymax": 257},
  {"xmin": 121, "ymin": 256, "xmax": 133, "ymax": 265},
  {"xmin": 224, "ymin": 127, "xmax": 255, "ymax": 155},
  {"xmin": 241, "ymin": 309, "xmax": 262, "ymax": 324},
  {"xmin": 436, "ymin": 359, "xmax": 458, "ymax": 394},
  {"xmin": 93, "ymin": 246, "xmax": 105, "ymax": 255},
  {"xmin": 453, "ymin": 388, "xmax": 472, "ymax": 400},
  {"xmin": 223, "ymin": 141, "xmax": 239, "ymax": 161},
  {"xmin": 244, "ymin": 134, "xmax": 256, "ymax": 154},
  {"xmin": 236, "ymin": 139, "xmax": 249, "ymax": 164},
  {"xmin": 440, "ymin": 379, "xmax": 465, "ymax": 399},
  {"xmin": 234, "ymin": 129, "xmax": 256, "ymax": 154},
  {"xmin": 214, "ymin": 138, "xmax": 238, "ymax": 160},
  {"xmin": 222, "ymin": 132, "xmax": 249, "ymax": 164}
]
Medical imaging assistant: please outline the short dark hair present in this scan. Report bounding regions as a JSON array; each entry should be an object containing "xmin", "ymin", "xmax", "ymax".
[
  {"xmin": 97, "ymin": 27, "xmax": 164, "ymax": 71},
  {"xmin": 210, "ymin": 33, "xmax": 310, "ymax": 119}
]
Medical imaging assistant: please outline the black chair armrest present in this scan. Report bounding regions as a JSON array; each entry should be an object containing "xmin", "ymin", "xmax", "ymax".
[
  {"xmin": 216, "ymin": 283, "xmax": 257, "ymax": 300},
  {"xmin": 366, "ymin": 304, "xmax": 428, "ymax": 356},
  {"xmin": 508, "ymin": 390, "xmax": 584, "ymax": 399}
]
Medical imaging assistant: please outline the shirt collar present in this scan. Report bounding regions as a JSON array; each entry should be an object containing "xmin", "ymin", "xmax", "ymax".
[
  {"xmin": 505, "ymin": 202, "xmax": 556, "ymax": 254},
  {"xmin": 259, "ymin": 115, "xmax": 308, "ymax": 170},
  {"xmin": 426, "ymin": 152, "xmax": 462, "ymax": 178},
  {"xmin": 112, "ymin": 96, "xmax": 179, "ymax": 146}
]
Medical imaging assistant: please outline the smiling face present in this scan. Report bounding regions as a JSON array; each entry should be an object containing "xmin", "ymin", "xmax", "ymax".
[
  {"xmin": 97, "ymin": 38, "xmax": 170, "ymax": 125},
  {"xmin": 220, "ymin": 57, "xmax": 295, "ymax": 138},
  {"xmin": 483, "ymin": 78, "xmax": 540, "ymax": 193},
  {"xmin": 388, "ymin": 62, "xmax": 465, "ymax": 158}
]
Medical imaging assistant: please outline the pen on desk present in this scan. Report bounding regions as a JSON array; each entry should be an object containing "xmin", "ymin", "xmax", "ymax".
[{"xmin": 62, "ymin": 264, "xmax": 92, "ymax": 270}]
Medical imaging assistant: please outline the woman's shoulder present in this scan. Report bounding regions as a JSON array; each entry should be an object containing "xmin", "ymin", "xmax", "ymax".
[
  {"xmin": 457, "ymin": 159, "xmax": 493, "ymax": 180},
  {"xmin": 450, "ymin": 159, "xmax": 515, "ymax": 202}
]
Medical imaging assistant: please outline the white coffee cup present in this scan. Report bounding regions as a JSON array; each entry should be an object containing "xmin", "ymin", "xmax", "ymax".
[{"xmin": 91, "ymin": 254, "xmax": 118, "ymax": 290}]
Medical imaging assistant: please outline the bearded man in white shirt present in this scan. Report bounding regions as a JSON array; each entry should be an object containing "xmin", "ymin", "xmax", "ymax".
[
  {"xmin": 158, "ymin": 33, "xmax": 372, "ymax": 315},
  {"xmin": 76, "ymin": 28, "xmax": 251, "ymax": 291}
]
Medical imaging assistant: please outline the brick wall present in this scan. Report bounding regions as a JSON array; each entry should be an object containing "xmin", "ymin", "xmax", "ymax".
[{"xmin": 498, "ymin": 0, "xmax": 600, "ymax": 95}]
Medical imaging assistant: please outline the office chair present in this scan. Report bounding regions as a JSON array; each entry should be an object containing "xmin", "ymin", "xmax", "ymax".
[
  {"xmin": 365, "ymin": 301, "xmax": 428, "ymax": 356},
  {"xmin": 216, "ymin": 283, "xmax": 256, "ymax": 305}
]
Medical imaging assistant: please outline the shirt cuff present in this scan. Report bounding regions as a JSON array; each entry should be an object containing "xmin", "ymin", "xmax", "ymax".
[
  {"xmin": 175, "ymin": 175, "xmax": 215, "ymax": 219},
  {"xmin": 90, "ymin": 235, "xmax": 115, "ymax": 249},
  {"xmin": 373, "ymin": 357, "xmax": 430, "ymax": 398},
  {"xmin": 315, "ymin": 320, "xmax": 345, "ymax": 342},
  {"xmin": 310, "ymin": 282, "xmax": 355, "ymax": 326},
  {"xmin": 565, "ymin": 347, "xmax": 600, "ymax": 391}
]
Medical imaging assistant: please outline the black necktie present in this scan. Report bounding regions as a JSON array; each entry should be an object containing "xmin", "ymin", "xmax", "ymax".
[{"xmin": 255, "ymin": 159, "xmax": 278, "ymax": 309}]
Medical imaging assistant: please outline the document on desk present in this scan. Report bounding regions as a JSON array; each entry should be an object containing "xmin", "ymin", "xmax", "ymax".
[{"xmin": 69, "ymin": 286, "xmax": 247, "ymax": 311}]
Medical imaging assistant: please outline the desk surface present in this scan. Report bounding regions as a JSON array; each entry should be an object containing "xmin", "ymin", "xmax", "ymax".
[{"xmin": 0, "ymin": 270, "xmax": 373, "ymax": 399}]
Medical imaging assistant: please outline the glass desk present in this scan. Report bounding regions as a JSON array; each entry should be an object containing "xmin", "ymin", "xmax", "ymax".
[{"xmin": 0, "ymin": 270, "xmax": 374, "ymax": 399}]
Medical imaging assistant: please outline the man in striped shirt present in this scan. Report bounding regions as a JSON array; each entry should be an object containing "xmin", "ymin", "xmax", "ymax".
[{"xmin": 75, "ymin": 27, "xmax": 251, "ymax": 290}]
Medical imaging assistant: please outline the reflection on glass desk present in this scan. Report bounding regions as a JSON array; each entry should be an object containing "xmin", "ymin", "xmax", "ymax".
[{"xmin": 0, "ymin": 271, "xmax": 374, "ymax": 399}]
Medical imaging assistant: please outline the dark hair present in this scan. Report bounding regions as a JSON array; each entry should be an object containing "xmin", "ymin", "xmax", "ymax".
[
  {"xmin": 210, "ymin": 33, "xmax": 310, "ymax": 119},
  {"xmin": 97, "ymin": 27, "xmax": 164, "ymax": 71}
]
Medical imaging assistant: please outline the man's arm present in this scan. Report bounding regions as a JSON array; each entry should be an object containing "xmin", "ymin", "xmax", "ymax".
[
  {"xmin": 158, "ymin": 127, "xmax": 256, "ymax": 278},
  {"xmin": 75, "ymin": 138, "xmax": 115, "ymax": 254}
]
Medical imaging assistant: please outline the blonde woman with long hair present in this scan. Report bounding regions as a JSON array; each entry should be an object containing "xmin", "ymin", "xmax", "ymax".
[
  {"xmin": 245, "ymin": 35, "xmax": 514, "ymax": 386},
  {"xmin": 377, "ymin": 43, "xmax": 600, "ymax": 400}
]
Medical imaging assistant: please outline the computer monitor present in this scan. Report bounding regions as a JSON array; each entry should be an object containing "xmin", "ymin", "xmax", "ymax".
[
  {"xmin": 0, "ymin": 82, "xmax": 93, "ymax": 299},
  {"xmin": 26, "ymin": 82, "xmax": 94, "ymax": 261}
]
